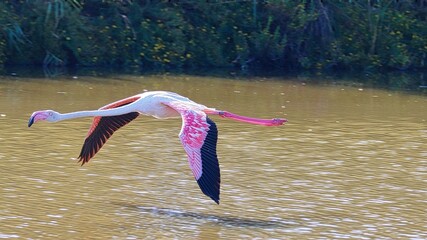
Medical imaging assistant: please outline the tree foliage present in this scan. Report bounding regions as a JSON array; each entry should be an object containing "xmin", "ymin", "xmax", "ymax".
[{"xmin": 0, "ymin": 0, "xmax": 426, "ymax": 70}]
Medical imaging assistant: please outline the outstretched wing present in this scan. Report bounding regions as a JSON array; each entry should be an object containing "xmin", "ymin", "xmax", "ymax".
[
  {"xmin": 78, "ymin": 96, "xmax": 141, "ymax": 165},
  {"xmin": 164, "ymin": 101, "xmax": 221, "ymax": 204}
]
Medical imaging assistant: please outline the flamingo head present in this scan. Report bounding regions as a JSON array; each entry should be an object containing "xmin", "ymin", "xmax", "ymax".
[{"xmin": 28, "ymin": 110, "xmax": 60, "ymax": 127}]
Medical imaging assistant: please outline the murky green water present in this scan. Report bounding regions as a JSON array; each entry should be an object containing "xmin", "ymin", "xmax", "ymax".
[{"xmin": 1, "ymin": 73, "xmax": 426, "ymax": 239}]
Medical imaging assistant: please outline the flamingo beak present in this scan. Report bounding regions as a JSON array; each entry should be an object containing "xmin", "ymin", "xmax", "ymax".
[
  {"xmin": 28, "ymin": 115, "xmax": 35, "ymax": 127},
  {"xmin": 28, "ymin": 112, "xmax": 41, "ymax": 127}
]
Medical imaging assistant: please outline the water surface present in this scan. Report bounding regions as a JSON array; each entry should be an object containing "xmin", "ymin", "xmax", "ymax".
[{"xmin": 0, "ymin": 74, "xmax": 426, "ymax": 239}]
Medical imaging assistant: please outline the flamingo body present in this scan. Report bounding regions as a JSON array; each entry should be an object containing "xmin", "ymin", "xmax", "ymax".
[{"xmin": 28, "ymin": 91, "xmax": 287, "ymax": 204}]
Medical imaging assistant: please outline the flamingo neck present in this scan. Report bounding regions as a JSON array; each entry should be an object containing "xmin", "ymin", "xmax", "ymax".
[
  {"xmin": 57, "ymin": 108, "xmax": 133, "ymax": 121},
  {"xmin": 218, "ymin": 111, "xmax": 287, "ymax": 126}
]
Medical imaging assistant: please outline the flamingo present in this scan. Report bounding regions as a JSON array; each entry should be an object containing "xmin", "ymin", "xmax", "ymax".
[{"xmin": 28, "ymin": 91, "xmax": 287, "ymax": 204}]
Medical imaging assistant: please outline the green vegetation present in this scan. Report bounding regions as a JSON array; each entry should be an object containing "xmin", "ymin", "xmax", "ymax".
[{"xmin": 1, "ymin": 0, "xmax": 427, "ymax": 71}]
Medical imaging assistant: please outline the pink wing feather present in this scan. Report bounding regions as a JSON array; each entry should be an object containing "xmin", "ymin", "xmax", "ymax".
[{"xmin": 164, "ymin": 101, "xmax": 221, "ymax": 204}]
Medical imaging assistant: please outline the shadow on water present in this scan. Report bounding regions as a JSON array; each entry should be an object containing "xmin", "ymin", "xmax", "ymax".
[{"xmin": 114, "ymin": 202, "xmax": 294, "ymax": 229}]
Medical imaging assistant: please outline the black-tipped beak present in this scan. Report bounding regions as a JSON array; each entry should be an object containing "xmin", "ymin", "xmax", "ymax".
[{"xmin": 28, "ymin": 116, "xmax": 35, "ymax": 127}]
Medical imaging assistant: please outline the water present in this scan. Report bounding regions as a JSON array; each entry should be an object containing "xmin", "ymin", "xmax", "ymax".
[{"xmin": 0, "ymin": 73, "xmax": 426, "ymax": 239}]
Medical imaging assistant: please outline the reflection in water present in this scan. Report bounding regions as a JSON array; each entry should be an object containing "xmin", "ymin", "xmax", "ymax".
[{"xmin": 0, "ymin": 73, "xmax": 426, "ymax": 239}]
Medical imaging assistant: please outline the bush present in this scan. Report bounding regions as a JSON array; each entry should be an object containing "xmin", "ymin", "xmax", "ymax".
[{"xmin": 0, "ymin": 0, "xmax": 426, "ymax": 70}]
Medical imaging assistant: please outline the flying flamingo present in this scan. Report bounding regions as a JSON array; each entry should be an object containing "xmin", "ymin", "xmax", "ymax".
[{"xmin": 28, "ymin": 91, "xmax": 287, "ymax": 204}]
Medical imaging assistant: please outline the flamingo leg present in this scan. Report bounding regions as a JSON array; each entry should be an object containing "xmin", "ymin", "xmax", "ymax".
[{"xmin": 204, "ymin": 109, "xmax": 287, "ymax": 126}]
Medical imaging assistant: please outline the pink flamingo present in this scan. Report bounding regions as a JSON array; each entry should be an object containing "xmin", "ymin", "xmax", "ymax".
[{"xmin": 28, "ymin": 91, "xmax": 287, "ymax": 204}]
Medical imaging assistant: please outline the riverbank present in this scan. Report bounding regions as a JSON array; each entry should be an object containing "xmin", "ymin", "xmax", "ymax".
[{"xmin": 1, "ymin": 65, "xmax": 426, "ymax": 93}]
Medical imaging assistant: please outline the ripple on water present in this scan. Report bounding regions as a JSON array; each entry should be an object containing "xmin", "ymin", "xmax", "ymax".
[{"xmin": 1, "ymin": 75, "xmax": 426, "ymax": 239}]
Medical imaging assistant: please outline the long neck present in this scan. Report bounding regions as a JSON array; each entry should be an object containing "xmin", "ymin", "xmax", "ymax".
[{"xmin": 57, "ymin": 106, "xmax": 135, "ymax": 121}]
